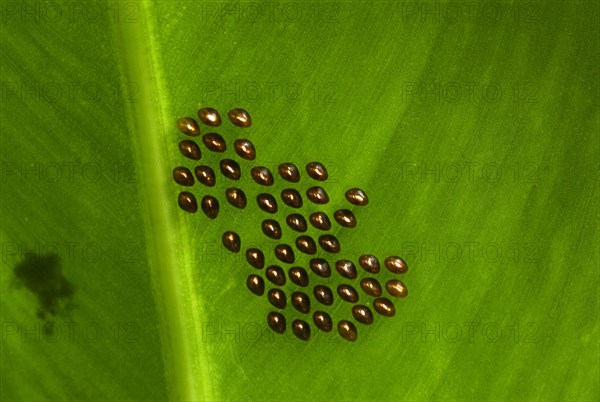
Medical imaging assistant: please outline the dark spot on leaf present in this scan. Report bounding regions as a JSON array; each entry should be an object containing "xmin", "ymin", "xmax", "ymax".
[{"xmin": 13, "ymin": 253, "xmax": 75, "ymax": 319}]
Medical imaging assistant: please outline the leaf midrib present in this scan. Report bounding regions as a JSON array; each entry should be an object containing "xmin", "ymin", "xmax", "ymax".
[{"xmin": 111, "ymin": 1, "xmax": 212, "ymax": 400}]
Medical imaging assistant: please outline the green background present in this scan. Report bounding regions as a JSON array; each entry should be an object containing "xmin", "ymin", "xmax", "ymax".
[{"xmin": 1, "ymin": 0, "xmax": 598, "ymax": 400}]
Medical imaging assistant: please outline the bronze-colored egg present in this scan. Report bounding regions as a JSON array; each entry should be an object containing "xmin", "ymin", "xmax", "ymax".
[
  {"xmin": 194, "ymin": 165, "xmax": 216, "ymax": 187},
  {"xmin": 222, "ymin": 231, "xmax": 240, "ymax": 253},
  {"xmin": 266, "ymin": 265, "xmax": 286, "ymax": 286},
  {"xmin": 309, "ymin": 212, "xmax": 331, "ymax": 231},
  {"xmin": 178, "ymin": 192, "xmax": 197, "ymax": 213},
  {"xmin": 267, "ymin": 311, "xmax": 286, "ymax": 334},
  {"xmin": 202, "ymin": 132, "xmax": 227, "ymax": 152},
  {"xmin": 251, "ymin": 166, "xmax": 274, "ymax": 186},
  {"xmin": 286, "ymin": 214, "xmax": 308, "ymax": 232},
  {"xmin": 227, "ymin": 108, "xmax": 252, "ymax": 127},
  {"xmin": 313, "ymin": 285, "xmax": 333, "ymax": 306},
  {"xmin": 245, "ymin": 248, "xmax": 265, "ymax": 269},
  {"xmin": 385, "ymin": 256, "xmax": 408, "ymax": 274},
  {"xmin": 278, "ymin": 163, "xmax": 300, "ymax": 182},
  {"xmin": 335, "ymin": 260, "xmax": 357, "ymax": 279},
  {"xmin": 338, "ymin": 320, "xmax": 358, "ymax": 342},
  {"xmin": 275, "ymin": 244, "xmax": 295, "ymax": 264},
  {"xmin": 360, "ymin": 278, "xmax": 382, "ymax": 297},
  {"xmin": 334, "ymin": 209, "xmax": 357, "ymax": 228},
  {"xmin": 373, "ymin": 297, "xmax": 396, "ymax": 317},
  {"xmin": 288, "ymin": 267, "xmax": 309, "ymax": 287},
  {"xmin": 177, "ymin": 117, "xmax": 200, "ymax": 136},
  {"xmin": 295, "ymin": 236, "xmax": 317, "ymax": 255},
  {"xmin": 233, "ymin": 139, "xmax": 256, "ymax": 160},
  {"xmin": 268, "ymin": 288, "xmax": 286, "ymax": 309},
  {"xmin": 345, "ymin": 188, "xmax": 369, "ymax": 206},
  {"xmin": 313, "ymin": 311, "xmax": 333, "ymax": 332},
  {"xmin": 292, "ymin": 319, "xmax": 310, "ymax": 341},
  {"xmin": 386, "ymin": 279, "xmax": 408, "ymax": 298},
  {"xmin": 319, "ymin": 234, "xmax": 340, "ymax": 253},
  {"xmin": 246, "ymin": 274, "xmax": 264, "ymax": 296},
  {"xmin": 225, "ymin": 188, "xmax": 247, "ymax": 209},
  {"xmin": 306, "ymin": 186, "xmax": 329, "ymax": 204},
  {"xmin": 352, "ymin": 305, "xmax": 374, "ymax": 325},
  {"xmin": 291, "ymin": 291, "xmax": 311, "ymax": 314},
  {"xmin": 179, "ymin": 140, "xmax": 201, "ymax": 160},
  {"xmin": 281, "ymin": 189, "xmax": 303, "ymax": 208},
  {"xmin": 201, "ymin": 195, "xmax": 219, "ymax": 219},
  {"xmin": 337, "ymin": 284, "xmax": 359, "ymax": 303},
  {"xmin": 359, "ymin": 254, "xmax": 380, "ymax": 273},
  {"xmin": 219, "ymin": 159, "xmax": 241, "ymax": 180},
  {"xmin": 257, "ymin": 193, "xmax": 278, "ymax": 213},
  {"xmin": 173, "ymin": 167, "xmax": 194, "ymax": 186},
  {"xmin": 309, "ymin": 258, "xmax": 331, "ymax": 278},
  {"xmin": 306, "ymin": 162, "xmax": 328, "ymax": 181},
  {"xmin": 197, "ymin": 107, "xmax": 221, "ymax": 126},
  {"xmin": 261, "ymin": 219, "xmax": 282, "ymax": 239}
]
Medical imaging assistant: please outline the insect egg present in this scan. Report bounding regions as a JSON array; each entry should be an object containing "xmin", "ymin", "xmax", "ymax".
[
  {"xmin": 261, "ymin": 219, "xmax": 282, "ymax": 239},
  {"xmin": 305, "ymin": 162, "xmax": 328, "ymax": 181},
  {"xmin": 278, "ymin": 163, "xmax": 300, "ymax": 182},
  {"xmin": 313, "ymin": 311, "xmax": 333, "ymax": 332},
  {"xmin": 266, "ymin": 265, "xmax": 286, "ymax": 286},
  {"xmin": 267, "ymin": 311, "xmax": 286, "ymax": 334},
  {"xmin": 197, "ymin": 107, "xmax": 222, "ymax": 126},
  {"xmin": 245, "ymin": 248, "xmax": 265, "ymax": 269},
  {"xmin": 177, "ymin": 117, "xmax": 200, "ymax": 136},
  {"xmin": 201, "ymin": 195, "xmax": 219, "ymax": 219},
  {"xmin": 306, "ymin": 186, "xmax": 329, "ymax": 204},
  {"xmin": 222, "ymin": 231, "xmax": 240, "ymax": 253},
  {"xmin": 360, "ymin": 278, "xmax": 382, "ymax": 297},
  {"xmin": 292, "ymin": 319, "xmax": 311, "ymax": 341},
  {"xmin": 288, "ymin": 267, "xmax": 309, "ymax": 287},
  {"xmin": 246, "ymin": 274, "xmax": 264, "ymax": 296},
  {"xmin": 309, "ymin": 212, "xmax": 331, "ymax": 231},
  {"xmin": 225, "ymin": 188, "xmax": 247, "ymax": 209},
  {"xmin": 194, "ymin": 165, "xmax": 216, "ymax": 187},
  {"xmin": 281, "ymin": 189, "xmax": 303, "ymax": 208},
  {"xmin": 173, "ymin": 167, "xmax": 194, "ymax": 186},
  {"xmin": 251, "ymin": 166, "xmax": 274, "ymax": 186},
  {"xmin": 177, "ymin": 192, "xmax": 197, "ymax": 213},
  {"xmin": 178, "ymin": 140, "xmax": 201, "ymax": 160},
  {"xmin": 233, "ymin": 139, "xmax": 256, "ymax": 160},
  {"xmin": 291, "ymin": 291, "xmax": 311, "ymax": 314},
  {"xmin": 338, "ymin": 320, "xmax": 358, "ymax": 342},
  {"xmin": 219, "ymin": 159, "xmax": 241, "ymax": 181},
  {"xmin": 202, "ymin": 132, "xmax": 227, "ymax": 152},
  {"xmin": 286, "ymin": 214, "xmax": 308, "ymax": 232},
  {"xmin": 275, "ymin": 244, "xmax": 295, "ymax": 264},
  {"xmin": 227, "ymin": 108, "xmax": 252, "ymax": 127},
  {"xmin": 345, "ymin": 188, "xmax": 369, "ymax": 206},
  {"xmin": 268, "ymin": 288, "xmax": 286, "ymax": 309}
]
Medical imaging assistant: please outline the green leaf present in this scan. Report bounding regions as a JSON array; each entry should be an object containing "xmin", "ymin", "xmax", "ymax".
[{"xmin": 1, "ymin": 0, "xmax": 598, "ymax": 401}]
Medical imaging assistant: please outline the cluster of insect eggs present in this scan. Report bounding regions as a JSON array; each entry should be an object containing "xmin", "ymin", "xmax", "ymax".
[{"xmin": 173, "ymin": 107, "xmax": 409, "ymax": 342}]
